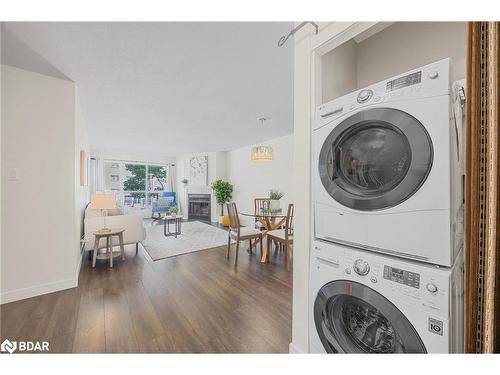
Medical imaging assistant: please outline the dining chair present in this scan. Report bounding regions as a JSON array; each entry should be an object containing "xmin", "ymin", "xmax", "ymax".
[
  {"xmin": 254, "ymin": 198, "xmax": 270, "ymax": 230},
  {"xmin": 226, "ymin": 202, "xmax": 263, "ymax": 266},
  {"xmin": 266, "ymin": 203, "xmax": 294, "ymax": 271}
]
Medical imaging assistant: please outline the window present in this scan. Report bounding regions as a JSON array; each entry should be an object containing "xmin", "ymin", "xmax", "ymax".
[{"xmin": 103, "ymin": 160, "xmax": 168, "ymax": 207}]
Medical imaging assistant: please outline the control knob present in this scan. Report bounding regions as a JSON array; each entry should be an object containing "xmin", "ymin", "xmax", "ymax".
[
  {"xmin": 353, "ymin": 259, "xmax": 370, "ymax": 276},
  {"xmin": 428, "ymin": 71, "xmax": 439, "ymax": 79},
  {"xmin": 426, "ymin": 282, "xmax": 438, "ymax": 294},
  {"xmin": 357, "ymin": 89, "xmax": 373, "ymax": 103}
]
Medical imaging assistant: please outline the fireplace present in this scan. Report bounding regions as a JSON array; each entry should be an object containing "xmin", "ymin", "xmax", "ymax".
[{"xmin": 188, "ymin": 194, "xmax": 211, "ymax": 222}]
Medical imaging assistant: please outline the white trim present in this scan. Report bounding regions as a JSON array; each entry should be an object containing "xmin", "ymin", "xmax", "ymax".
[
  {"xmin": 311, "ymin": 22, "xmax": 357, "ymax": 52},
  {"xmin": 1, "ymin": 251, "xmax": 82, "ymax": 305},
  {"xmin": 291, "ymin": 30, "xmax": 314, "ymax": 356},
  {"xmin": 292, "ymin": 21, "xmax": 385, "ymax": 357},
  {"xmin": 75, "ymin": 252, "xmax": 83, "ymax": 283},
  {"xmin": 0, "ymin": 277, "xmax": 78, "ymax": 305},
  {"xmin": 289, "ymin": 342, "xmax": 306, "ymax": 354}
]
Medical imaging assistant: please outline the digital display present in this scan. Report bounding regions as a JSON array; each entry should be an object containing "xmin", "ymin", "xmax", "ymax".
[
  {"xmin": 386, "ymin": 71, "xmax": 422, "ymax": 92},
  {"xmin": 392, "ymin": 269, "xmax": 404, "ymax": 279},
  {"xmin": 383, "ymin": 265, "xmax": 420, "ymax": 289}
]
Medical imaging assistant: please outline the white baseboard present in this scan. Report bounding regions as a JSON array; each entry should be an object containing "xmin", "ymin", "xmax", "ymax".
[
  {"xmin": 289, "ymin": 342, "xmax": 306, "ymax": 354},
  {"xmin": 0, "ymin": 253, "xmax": 82, "ymax": 305},
  {"xmin": 75, "ymin": 251, "xmax": 83, "ymax": 282},
  {"xmin": 0, "ymin": 277, "xmax": 78, "ymax": 305}
]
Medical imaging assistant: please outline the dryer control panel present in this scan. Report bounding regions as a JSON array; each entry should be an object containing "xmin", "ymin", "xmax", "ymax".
[
  {"xmin": 314, "ymin": 58, "xmax": 451, "ymax": 131},
  {"xmin": 386, "ymin": 71, "xmax": 422, "ymax": 92}
]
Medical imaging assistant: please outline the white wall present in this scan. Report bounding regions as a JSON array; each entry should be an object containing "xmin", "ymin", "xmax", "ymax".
[
  {"xmin": 321, "ymin": 39, "xmax": 358, "ymax": 103},
  {"xmin": 290, "ymin": 23, "xmax": 319, "ymax": 354},
  {"xmin": 321, "ymin": 22, "xmax": 467, "ymax": 104},
  {"xmin": 175, "ymin": 135, "xmax": 294, "ymax": 227},
  {"xmin": 356, "ymin": 22, "xmax": 466, "ymax": 87},
  {"xmin": 1, "ymin": 65, "xmax": 79, "ymax": 303},
  {"xmin": 226, "ymin": 135, "xmax": 293, "ymax": 226},
  {"xmin": 75, "ymin": 91, "xmax": 90, "ymax": 268}
]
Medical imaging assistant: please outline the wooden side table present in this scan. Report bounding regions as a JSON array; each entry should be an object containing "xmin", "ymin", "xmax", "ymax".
[{"xmin": 92, "ymin": 228, "xmax": 125, "ymax": 268}]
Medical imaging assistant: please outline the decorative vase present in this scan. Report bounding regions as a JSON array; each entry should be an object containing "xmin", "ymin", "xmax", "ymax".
[
  {"xmin": 269, "ymin": 199, "xmax": 280, "ymax": 211},
  {"xmin": 222, "ymin": 215, "xmax": 230, "ymax": 227}
]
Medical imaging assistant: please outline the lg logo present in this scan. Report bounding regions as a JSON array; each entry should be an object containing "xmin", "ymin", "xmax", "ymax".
[
  {"xmin": 428, "ymin": 318, "xmax": 444, "ymax": 336},
  {"xmin": 1, "ymin": 339, "xmax": 49, "ymax": 353}
]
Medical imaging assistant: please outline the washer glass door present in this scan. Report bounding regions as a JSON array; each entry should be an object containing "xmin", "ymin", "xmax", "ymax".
[
  {"xmin": 318, "ymin": 108, "xmax": 433, "ymax": 210},
  {"xmin": 314, "ymin": 280, "xmax": 426, "ymax": 353}
]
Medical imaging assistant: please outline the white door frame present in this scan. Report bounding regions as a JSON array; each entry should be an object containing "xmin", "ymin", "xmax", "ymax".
[{"xmin": 291, "ymin": 21, "xmax": 389, "ymax": 354}]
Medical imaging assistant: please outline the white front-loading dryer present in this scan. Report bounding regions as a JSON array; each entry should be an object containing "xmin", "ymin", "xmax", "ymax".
[
  {"xmin": 309, "ymin": 240, "xmax": 464, "ymax": 353},
  {"xmin": 312, "ymin": 58, "xmax": 463, "ymax": 267}
]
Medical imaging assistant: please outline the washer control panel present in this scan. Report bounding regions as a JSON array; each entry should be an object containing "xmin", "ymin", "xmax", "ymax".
[
  {"xmin": 343, "ymin": 256, "xmax": 382, "ymax": 283},
  {"xmin": 383, "ymin": 265, "xmax": 421, "ymax": 289},
  {"xmin": 312, "ymin": 240, "xmax": 452, "ymax": 312}
]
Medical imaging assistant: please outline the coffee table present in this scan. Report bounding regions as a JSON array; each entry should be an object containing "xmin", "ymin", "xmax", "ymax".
[{"xmin": 159, "ymin": 215, "xmax": 183, "ymax": 238}]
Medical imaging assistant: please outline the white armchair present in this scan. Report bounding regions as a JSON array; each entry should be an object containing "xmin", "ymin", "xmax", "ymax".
[{"xmin": 83, "ymin": 205, "xmax": 146, "ymax": 253}]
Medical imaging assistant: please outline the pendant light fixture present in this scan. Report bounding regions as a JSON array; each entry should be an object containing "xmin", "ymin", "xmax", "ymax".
[{"xmin": 251, "ymin": 118, "xmax": 273, "ymax": 162}]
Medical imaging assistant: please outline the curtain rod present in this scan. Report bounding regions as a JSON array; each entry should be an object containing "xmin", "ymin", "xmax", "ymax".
[
  {"xmin": 278, "ymin": 22, "xmax": 319, "ymax": 47},
  {"xmin": 90, "ymin": 157, "xmax": 174, "ymax": 167}
]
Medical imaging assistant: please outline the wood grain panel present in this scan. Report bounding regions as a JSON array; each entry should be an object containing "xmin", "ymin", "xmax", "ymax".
[{"xmin": 465, "ymin": 21, "xmax": 500, "ymax": 353}]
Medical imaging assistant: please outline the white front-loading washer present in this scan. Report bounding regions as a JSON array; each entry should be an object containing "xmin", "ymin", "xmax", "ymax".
[
  {"xmin": 312, "ymin": 58, "xmax": 463, "ymax": 267},
  {"xmin": 309, "ymin": 240, "xmax": 464, "ymax": 353}
]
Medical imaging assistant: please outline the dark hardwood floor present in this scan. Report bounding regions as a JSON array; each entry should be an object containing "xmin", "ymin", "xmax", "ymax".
[{"xmin": 0, "ymin": 225, "xmax": 292, "ymax": 353}]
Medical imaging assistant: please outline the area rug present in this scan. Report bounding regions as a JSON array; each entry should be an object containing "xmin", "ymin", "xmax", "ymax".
[{"xmin": 142, "ymin": 220, "xmax": 229, "ymax": 261}]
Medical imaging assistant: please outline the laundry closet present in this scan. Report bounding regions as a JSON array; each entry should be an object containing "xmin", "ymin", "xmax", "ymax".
[
  {"xmin": 319, "ymin": 22, "xmax": 466, "ymax": 104},
  {"xmin": 303, "ymin": 22, "xmax": 468, "ymax": 354}
]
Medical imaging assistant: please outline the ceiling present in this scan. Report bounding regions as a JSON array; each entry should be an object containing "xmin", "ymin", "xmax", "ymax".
[{"xmin": 1, "ymin": 22, "xmax": 294, "ymax": 157}]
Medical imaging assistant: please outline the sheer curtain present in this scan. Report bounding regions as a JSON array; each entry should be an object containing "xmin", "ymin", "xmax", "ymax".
[
  {"xmin": 168, "ymin": 163, "xmax": 176, "ymax": 192},
  {"xmin": 465, "ymin": 21, "xmax": 500, "ymax": 353},
  {"xmin": 89, "ymin": 157, "xmax": 104, "ymax": 194}
]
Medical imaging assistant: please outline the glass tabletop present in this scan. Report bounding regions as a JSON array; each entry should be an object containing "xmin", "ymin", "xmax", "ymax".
[
  {"xmin": 157, "ymin": 214, "xmax": 183, "ymax": 220},
  {"xmin": 240, "ymin": 210, "xmax": 288, "ymax": 218}
]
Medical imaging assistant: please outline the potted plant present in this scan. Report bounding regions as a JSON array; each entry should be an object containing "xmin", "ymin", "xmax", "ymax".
[
  {"xmin": 211, "ymin": 179, "xmax": 233, "ymax": 225},
  {"xmin": 169, "ymin": 205, "xmax": 179, "ymax": 217},
  {"xmin": 269, "ymin": 190, "xmax": 284, "ymax": 211}
]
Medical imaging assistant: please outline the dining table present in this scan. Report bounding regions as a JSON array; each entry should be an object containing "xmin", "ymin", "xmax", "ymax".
[{"xmin": 240, "ymin": 210, "xmax": 289, "ymax": 263}]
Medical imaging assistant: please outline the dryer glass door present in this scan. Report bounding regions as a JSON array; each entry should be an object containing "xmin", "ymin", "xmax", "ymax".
[
  {"xmin": 314, "ymin": 280, "xmax": 426, "ymax": 353},
  {"xmin": 318, "ymin": 108, "xmax": 433, "ymax": 210}
]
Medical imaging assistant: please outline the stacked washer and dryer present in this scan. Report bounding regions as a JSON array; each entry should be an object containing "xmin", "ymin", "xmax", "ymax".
[{"xmin": 309, "ymin": 59, "xmax": 466, "ymax": 353}]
